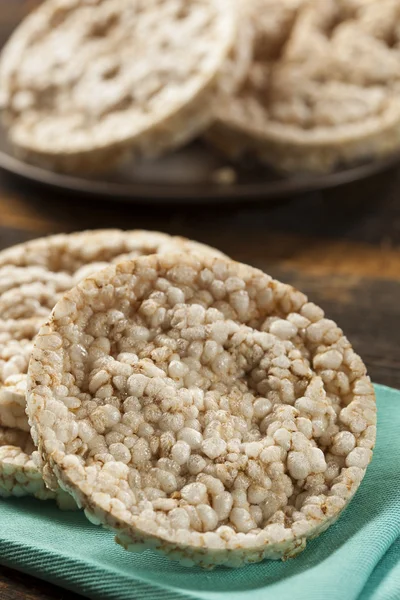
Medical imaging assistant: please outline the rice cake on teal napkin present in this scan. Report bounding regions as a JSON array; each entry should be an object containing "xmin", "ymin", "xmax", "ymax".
[{"xmin": 0, "ymin": 384, "xmax": 398, "ymax": 600}]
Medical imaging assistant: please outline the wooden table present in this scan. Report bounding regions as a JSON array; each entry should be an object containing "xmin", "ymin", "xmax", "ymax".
[{"xmin": 0, "ymin": 166, "xmax": 399, "ymax": 599}]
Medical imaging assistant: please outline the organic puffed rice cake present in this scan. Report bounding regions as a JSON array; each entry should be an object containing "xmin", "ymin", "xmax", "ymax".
[
  {"xmin": 27, "ymin": 253, "xmax": 376, "ymax": 568},
  {"xmin": 208, "ymin": 0, "xmax": 400, "ymax": 173},
  {"xmin": 0, "ymin": 0, "xmax": 238, "ymax": 173}
]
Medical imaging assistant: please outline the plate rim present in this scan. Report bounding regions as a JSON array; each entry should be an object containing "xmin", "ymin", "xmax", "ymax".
[{"xmin": 1, "ymin": 146, "xmax": 400, "ymax": 204}]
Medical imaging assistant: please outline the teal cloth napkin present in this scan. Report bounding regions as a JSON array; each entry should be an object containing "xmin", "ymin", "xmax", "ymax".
[{"xmin": 0, "ymin": 384, "xmax": 399, "ymax": 600}]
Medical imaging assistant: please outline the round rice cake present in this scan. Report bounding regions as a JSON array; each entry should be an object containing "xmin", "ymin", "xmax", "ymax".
[
  {"xmin": 208, "ymin": 0, "xmax": 400, "ymax": 173},
  {"xmin": 0, "ymin": 426, "xmax": 76, "ymax": 508},
  {"xmin": 0, "ymin": 230, "xmax": 224, "ymax": 432},
  {"xmin": 0, "ymin": 0, "xmax": 237, "ymax": 174},
  {"xmin": 27, "ymin": 253, "xmax": 376, "ymax": 568}
]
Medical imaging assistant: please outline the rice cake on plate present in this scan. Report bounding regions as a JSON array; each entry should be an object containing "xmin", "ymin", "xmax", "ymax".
[
  {"xmin": 0, "ymin": 0, "xmax": 238, "ymax": 173},
  {"xmin": 208, "ymin": 0, "xmax": 400, "ymax": 173}
]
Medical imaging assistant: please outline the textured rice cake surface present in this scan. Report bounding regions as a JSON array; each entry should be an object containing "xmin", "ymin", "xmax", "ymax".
[
  {"xmin": 0, "ymin": 230, "xmax": 224, "ymax": 432},
  {"xmin": 209, "ymin": 0, "xmax": 400, "ymax": 173},
  {"xmin": 0, "ymin": 426, "xmax": 76, "ymax": 508},
  {"xmin": 0, "ymin": 0, "xmax": 237, "ymax": 173},
  {"xmin": 27, "ymin": 253, "xmax": 376, "ymax": 568},
  {"xmin": 215, "ymin": 1, "xmax": 253, "ymax": 97}
]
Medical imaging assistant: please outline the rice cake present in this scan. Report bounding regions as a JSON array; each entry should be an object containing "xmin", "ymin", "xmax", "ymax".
[
  {"xmin": 208, "ymin": 0, "xmax": 400, "ymax": 173},
  {"xmin": 27, "ymin": 253, "xmax": 376, "ymax": 568},
  {"xmin": 0, "ymin": 0, "xmax": 237, "ymax": 173}
]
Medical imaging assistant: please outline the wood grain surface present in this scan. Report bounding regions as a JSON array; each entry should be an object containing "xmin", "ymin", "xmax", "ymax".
[{"xmin": 0, "ymin": 163, "xmax": 399, "ymax": 599}]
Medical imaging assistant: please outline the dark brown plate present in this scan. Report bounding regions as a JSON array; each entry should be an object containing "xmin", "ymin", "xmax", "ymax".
[
  {"xmin": 1, "ymin": 0, "xmax": 400, "ymax": 203},
  {"xmin": 2, "ymin": 130, "xmax": 400, "ymax": 204}
]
